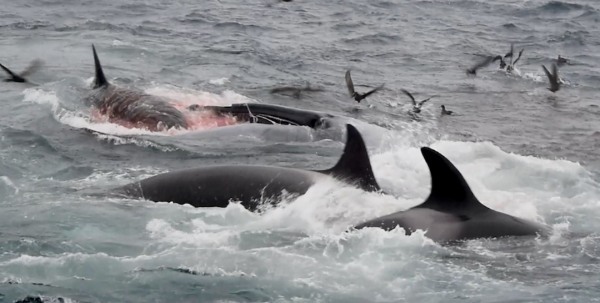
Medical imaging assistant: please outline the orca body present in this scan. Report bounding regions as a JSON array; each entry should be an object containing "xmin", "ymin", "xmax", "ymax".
[
  {"xmin": 87, "ymin": 45, "xmax": 189, "ymax": 131},
  {"xmin": 355, "ymin": 147, "xmax": 547, "ymax": 242},
  {"xmin": 115, "ymin": 124, "xmax": 380, "ymax": 210}
]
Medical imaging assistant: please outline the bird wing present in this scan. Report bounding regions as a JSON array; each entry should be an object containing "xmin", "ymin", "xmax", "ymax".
[
  {"xmin": 467, "ymin": 55, "xmax": 495, "ymax": 73},
  {"xmin": 512, "ymin": 49, "xmax": 524, "ymax": 66},
  {"xmin": 542, "ymin": 64, "xmax": 558, "ymax": 89},
  {"xmin": 20, "ymin": 59, "xmax": 43, "ymax": 77},
  {"xmin": 345, "ymin": 70, "xmax": 355, "ymax": 96},
  {"xmin": 551, "ymin": 63, "xmax": 559, "ymax": 90},
  {"xmin": 362, "ymin": 84, "xmax": 384, "ymax": 98},
  {"xmin": 541, "ymin": 65, "xmax": 551, "ymax": 80},
  {"xmin": 0, "ymin": 62, "xmax": 18, "ymax": 78},
  {"xmin": 400, "ymin": 89, "xmax": 416, "ymax": 106},
  {"xmin": 504, "ymin": 43, "xmax": 514, "ymax": 61},
  {"xmin": 418, "ymin": 96, "xmax": 434, "ymax": 107}
]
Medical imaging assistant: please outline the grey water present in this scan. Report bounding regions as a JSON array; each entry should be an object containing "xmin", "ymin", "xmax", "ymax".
[{"xmin": 1, "ymin": 0, "xmax": 600, "ymax": 302}]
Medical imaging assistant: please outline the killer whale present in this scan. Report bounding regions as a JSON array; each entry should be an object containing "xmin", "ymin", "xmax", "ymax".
[
  {"xmin": 86, "ymin": 45, "xmax": 189, "ymax": 131},
  {"xmin": 354, "ymin": 147, "xmax": 548, "ymax": 242},
  {"xmin": 114, "ymin": 124, "xmax": 381, "ymax": 210}
]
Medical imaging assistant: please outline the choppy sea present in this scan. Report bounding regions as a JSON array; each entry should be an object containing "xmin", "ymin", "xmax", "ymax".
[{"xmin": 1, "ymin": 0, "xmax": 599, "ymax": 302}]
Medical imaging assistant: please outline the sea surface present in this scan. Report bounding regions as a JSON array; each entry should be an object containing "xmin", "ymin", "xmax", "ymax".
[{"xmin": 1, "ymin": 0, "xmax": 599, "ymax": 302}]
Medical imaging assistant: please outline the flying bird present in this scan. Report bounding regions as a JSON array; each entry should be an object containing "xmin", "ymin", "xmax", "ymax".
[
  {"xmin": 542, "ymin": 64, "xmax": 560, "ymax": 93},
  {"xmin": 512, "ymin": 48, "xmax": 524, "ymax": 65},
  {"xmin": 0, "ymin": 59, "xmax": 43, "ymax": 83},
  {"xmin": 466, "ymin": 55, "xmax": 503, "ymax": 75},
  {"xmin": 503, "ymin": 44, "xmax": 514, "ymax": 60},
  {"xmin": 401, "ymin": 89, "xmax": 434, "ymax": 113},
  {"xmin": 500, "ymin": 44, "xmax": 515, "ymax": 69},
  {"xmin": 345, "ymin": 70, "xmax": 384, "ymax": 103},
  {"xmin": 505, "ymin": 45, "xmax": 524, "ymax": 72}
]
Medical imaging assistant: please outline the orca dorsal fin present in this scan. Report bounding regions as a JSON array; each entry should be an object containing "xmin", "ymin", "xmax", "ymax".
[
  {"xmin": 92, "ymin": 44, "xmax": 108, "ymax": 89},
  {"xmin": 416, "ymin": 147, "xmax": 489, "ymax": 214},
  {"xmin": 317, "ymin": 124, "xmax": 381, "ymax": 192}
]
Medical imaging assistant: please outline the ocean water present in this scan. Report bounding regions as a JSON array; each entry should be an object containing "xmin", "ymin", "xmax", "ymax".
[{"xmin": 1, "ymin": 0, "xmax": 600, "ymax": 302}]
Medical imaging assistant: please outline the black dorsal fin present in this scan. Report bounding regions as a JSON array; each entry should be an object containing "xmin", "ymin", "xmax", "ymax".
[
  {"xmin": 416, "ymin": 147, "xmax": 489, "ymax": 214},
  {"xmin": 92, "ymin": 44, "xmax": 108, "ymax": 88},
  {"xmin": 317, "ymin": 124, "xmax": 381, "ymax": 192}
]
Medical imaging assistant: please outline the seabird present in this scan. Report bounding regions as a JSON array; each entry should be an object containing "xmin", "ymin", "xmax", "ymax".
[
  {"xmin": 505, "ymin": 45, "xmax": 524, "ymax": 72},
  {"xmin": 0, "ymin": 59, "xmax": 43, "ymax": 83},
  {"xmin": 440, "ymin": 105, "xmax": 453, "ymax": 115},
  {"xmin": 345, "ymin": 70, "xmax": 384, "ymax": 103},
  {"xmin": 542, "ymin": 64, "xmax": 560, "ymax": 93},
  {"xmin": 503, "ymin": 44, "xmax": 514, "ymax": 61},
  {"xmin": 499, "ymin": 57, "xmax": 507, "ymax": 69},
  {"xmin": 401, "ymin": 89, "xmax": 434, "ymax": 113},
  {"xmin": 466, "ymin": 55, "xmax": 503, "ymax": 75},
  {"xmin": 500, "ymin": 44, "xmax": 515, "ymax": 69}
]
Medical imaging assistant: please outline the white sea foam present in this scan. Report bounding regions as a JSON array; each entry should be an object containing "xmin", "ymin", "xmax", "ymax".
[
  {"xmin": 13, "ymin": 80, "xmax": 600, "ymax": 303},
  {"xmin": 209, "ymin": 77, "xmax": 230, "ymax": 85},
  {"xmin": 20, "ymin": 85, "xmax": 261, "ymax": 139}
]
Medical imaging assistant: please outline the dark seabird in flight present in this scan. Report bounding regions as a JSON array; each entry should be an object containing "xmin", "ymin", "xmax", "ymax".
[
  {"xmin": 500, "ymin": 44, "xmax": 516, "ymax": 69},
  {"xmin": 542, "ymin": 64, "xmax": 560, "ymax": 93},
  {"xmin": 0, "ymin": 59, "xmax": 43, "ymax": 83},
  {"xmin": 401, "ymin": 89, "xmax": 434, "ymax": 113},
  {"xmin": 510, "ymin": 48, "xmax": 524, "ymax": 68},
  {"xmin": 466, "ymin": 55, "xmax": 503, "ymax": 75},
  {"xmin": 345, "ymin": 70, "xmax": 384, "ymax": 103},
  {"xmin": 503, "ymin": 43, "xmax": 514, "ymax": 61},
  {"xmin": 499, "ymin": 57, "xmax": 507, "ymax": 69},
  {"xmin": 440, "ymin": 105, "xmax": 453, "ymax": 115},
  {"xmin": 505, "ymin": 45, "xmax": 524, "ymax": 72}
]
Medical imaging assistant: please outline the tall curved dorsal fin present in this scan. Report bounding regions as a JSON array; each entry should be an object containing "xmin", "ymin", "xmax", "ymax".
[
  {"xmin": 317, "ymin": 124, "xmax": 381, "ymax": 192},
  {"xmin": 92, "ymin": 44, "xmax": 108, "ymax": 89},
  {"xmin": 416, "ymin": 147, "xmax": 489, "ymax": 214}
]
